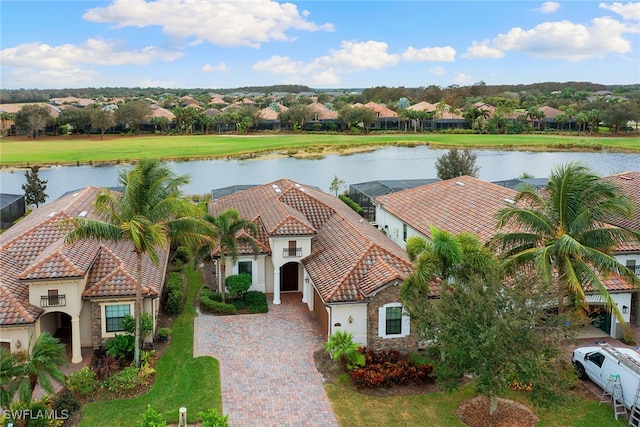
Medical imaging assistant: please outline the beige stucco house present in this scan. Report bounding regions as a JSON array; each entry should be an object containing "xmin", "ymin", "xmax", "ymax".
[
  {"xmin": 0, "ymin": 187, "xmax": 168, "ymax": 363},
  {"xmin": 208, "ymin": 179, "xmax": 420, "ymax": 351}
]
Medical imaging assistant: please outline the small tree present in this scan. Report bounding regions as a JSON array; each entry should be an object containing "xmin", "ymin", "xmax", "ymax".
[
  {"xmin": 225, "ymin": 273, "xmax": 252, "ymax": 298},
  {"xmin": 435, "ymin": 148, "xmax": 479, "ymax": 180},
  {"xmin": 329, "ymin": 175, "xmax": 346, "ymax": 196},
  {"xmin": 122, "ymin": 313, "xmax": 153, "ymax": 345},
  {"xmin": 22, "ymin": 165, "xmax": 48, "ymax": 207}
]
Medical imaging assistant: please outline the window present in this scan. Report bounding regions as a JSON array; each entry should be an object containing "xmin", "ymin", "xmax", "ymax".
[
  {"xmin": 627, "ymin": 259, "xmax": 638, "ymax": 275},
  {"xmin": 402, "ymin": 224, "xmax": 408, "ymax": 242},
  {"xmin": 105, "ymin": 304, "xmax": 130, "ymax": 332},
  {"xmin": 48, "ymin": 289, "xmax": 59, "ymax": 306},
  {"xmin": 386, "ymin": 306, "xmax": 402, "ymax": 335},
  {"xmin": 378, "ymin": 302, "xmax": 410, "ymax": 339},
  {"xmin": 587, "ymin": 352, "xmax": 605, "ymax": 368},
  {"xmin": 238, "ymin": 261, "xmax": 252, "ymax": 278}
]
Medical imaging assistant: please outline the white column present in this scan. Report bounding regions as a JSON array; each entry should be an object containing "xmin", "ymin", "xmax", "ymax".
[
  {"xmin": 273, "ymin": 268, "xmax": 281, "ymax": 305},
  {"xmin": 71, "ymin": 315, "xmax": 82, "ymax": 364},
  {"xmin": 302, "ymin": 274, "xmax": 308, "ymax": 304}
]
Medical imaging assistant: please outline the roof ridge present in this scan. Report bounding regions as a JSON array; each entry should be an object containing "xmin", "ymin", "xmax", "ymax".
[{"xmin": 326, "ymin": 241, "xmax": 375, "ymax": 301}]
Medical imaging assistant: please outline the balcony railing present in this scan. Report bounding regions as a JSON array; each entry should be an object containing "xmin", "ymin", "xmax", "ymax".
[
  {"xmin": 283, "ymin": 247, "xmax": 302, "ymax": 258},
  {"xmin": 41, "ymin": 295, "xmax": 66, "ymax": 307}
]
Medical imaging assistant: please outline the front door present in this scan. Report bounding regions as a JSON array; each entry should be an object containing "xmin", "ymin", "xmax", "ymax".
[{"xmin": 280, "ymin": 262, "xmax": 299, "ymax": 292}]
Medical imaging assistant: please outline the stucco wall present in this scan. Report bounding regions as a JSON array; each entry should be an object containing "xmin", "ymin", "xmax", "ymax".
[
  {"xmin": 329, "ymin": 303, "xmax": 368, "ymax": 346},
  {"xmin": 0, "ymin": 325, "xmax": 33, "ymax": 353},
  {"xmin": 373, "ymin": 206, "xmax": 421, "ymax": 249}
]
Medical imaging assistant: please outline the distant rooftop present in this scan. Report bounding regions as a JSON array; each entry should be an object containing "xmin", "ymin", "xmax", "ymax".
[
  {"xmin": 350, "ymin": 179, "xmax": 440, "ymax": 198},
  {"xmin": 211, "ymin": 185, "xmax": 259, "ymax": 200},
  {"xmin": 491, "ymin": 178, "xmax": 548, "ymax": 191}
]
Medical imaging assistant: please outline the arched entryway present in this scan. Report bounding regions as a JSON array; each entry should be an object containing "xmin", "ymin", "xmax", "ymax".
[
  {"xmin": 40, "ymin": 311, "xmax": 72, "ymax": 356},
  {"xmin": 280, "ymin": 262, "xmax": 300, "ymax": 292}
]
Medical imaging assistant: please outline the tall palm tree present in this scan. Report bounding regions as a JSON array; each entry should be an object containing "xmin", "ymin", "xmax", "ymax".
[
  {"xmin": 494, "ymin": 163, "xmax": 640, "ymax": 331},
  {"xmin": 65, "ymin": 159, "xmax": 215, "ymax": 367},
  {"xmin": 206, "ymin": 209, "xmax": 258, "ymax": 303},
  {"xmin": 400, "ymin": 226, "xmax": 496, "ymax": 314}
]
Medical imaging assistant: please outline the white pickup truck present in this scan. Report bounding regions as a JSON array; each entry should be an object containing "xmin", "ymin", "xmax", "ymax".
[{"xmin": 572, "ymin": 343, "xmax": 640, "ymax": 411}]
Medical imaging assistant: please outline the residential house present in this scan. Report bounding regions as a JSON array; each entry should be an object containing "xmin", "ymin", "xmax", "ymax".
[
  {"xmin": 0, "ymin": 187, "xmax": 168, "ymax": 362},
  {"xmin": 306, "ymin": 102, "xmax": 338, "ymax": 129},
  {"xmin": 208, "ymin": 179, "xmax": 419, "ymax": 351},
  {"xmin": 373, "ymin": 175, "xmax": 517, "ymax": 248}
]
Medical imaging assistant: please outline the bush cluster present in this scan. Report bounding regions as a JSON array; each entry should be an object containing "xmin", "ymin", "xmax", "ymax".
[
  {"xmin": 165, "ymin": 272, "xmax": 184, "ymax": 315},
  {"xmin": 244, "ymin": 291, "xmax": 268, "ymax": 313},
  {"xmin": 338, "ymin": 194, "xmax": 364, "ymax": 216},
  {"xmin": 67, "ymin": 366, "xmax": 99, "ymax": 395},
  {"xmin": 53, "ymin": 390, "xmax": 81, "ymax": 417},
  {"xmin": 172, "ymin": 246, "xmax": 190, "ymax": 265},
  {"xmin": 200, "ymin": 287, "xmax": 237, "ymax": 315},
  {"xmin": 102, "ymin": 366, "xmax": 154, "ymax": 392},
  {"xmin": 349, "ymin": 349, "xmax": 434, "ymax": 388}
]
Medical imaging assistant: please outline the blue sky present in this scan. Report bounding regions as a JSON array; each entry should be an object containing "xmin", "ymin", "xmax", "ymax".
[{"xmin": 1, "ymin": 1, "xmax": 639, "ymax": 89}]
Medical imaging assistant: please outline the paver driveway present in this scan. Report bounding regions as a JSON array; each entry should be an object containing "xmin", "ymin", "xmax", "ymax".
[{"xmin": 194, "ymin": 293, "xmax": 339, "ymax": 427}]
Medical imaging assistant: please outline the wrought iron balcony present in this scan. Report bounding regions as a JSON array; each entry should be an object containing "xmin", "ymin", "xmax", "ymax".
[
  {"xmin": 283, "ymin": 247, "xmax": 302, "ymax": 258},
  {"xmin": 41, "ymin": 294, "xmax": 66, "ymax": 307}
]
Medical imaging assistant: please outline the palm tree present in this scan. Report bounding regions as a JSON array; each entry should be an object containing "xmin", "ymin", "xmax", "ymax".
[
  {"xmin": 400, "ymin": 226, "xmax": 496, "ymax": 314},
  {"xmin": 494, "ymin": 163, "xmax": 640, "ymax": 331},
  {"xmin": 206, "ymin": 209, "xmax": 258, "ymax": 303},
  {"xmin": 65, "ymin": 159, "xmax": 215, "ymax": 367},
  {"xmin": 1, "ymin": 334, "xmax": 67, "ymax": 405}
]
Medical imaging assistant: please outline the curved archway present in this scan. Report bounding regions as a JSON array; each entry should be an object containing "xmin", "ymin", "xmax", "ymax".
[
  {"xmin": 39, "ymin": 311, "xmax": 72, "ymax": 357},
  {"xmin": 280, "ymin": 262, "xmax": 300, "ymax": 292}
]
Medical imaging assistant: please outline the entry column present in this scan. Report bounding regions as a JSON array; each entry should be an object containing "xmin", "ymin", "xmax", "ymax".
[
  {"xmin": 273, "ymin": 268, "xmax": 281, "ymax": 305},
  {"xmin": 71, "ymin": 315, "xmax": 82, "ymax": 364}
]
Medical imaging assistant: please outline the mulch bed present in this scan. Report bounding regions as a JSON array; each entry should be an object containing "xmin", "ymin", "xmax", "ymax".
[{"xmin": 456, "ymin": 396, "xmax": 538, "ymax": 427}]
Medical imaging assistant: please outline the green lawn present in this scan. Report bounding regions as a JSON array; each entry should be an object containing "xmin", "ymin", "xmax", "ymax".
[
  {"xmin": 79, "ymin": 267, "xmax": 221, "ymax": 426},
  {"xmin": 326, "ymin": 383, "xmax": 626, "ymax": 427},
  {"xmin": 1, "ymin": 133, "xmax": 638, "ymax": 167}
]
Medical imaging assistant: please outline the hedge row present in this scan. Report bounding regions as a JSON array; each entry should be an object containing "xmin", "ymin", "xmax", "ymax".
[
  {"xmin": 200, "ymin": 287, "xmax": 236, "ymax": 315},
  {"xmin": 339, "ymin": 195, "xmax": 364, "ymax": 216},
  {"xmin": 165, "ymin": 272, "xmax": 184, "ymax": 315}
]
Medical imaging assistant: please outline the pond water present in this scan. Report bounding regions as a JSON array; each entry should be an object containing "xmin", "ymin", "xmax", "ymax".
[{"xmin": 1, "ymin": 146, "xmax": 638, "ymax": 203}]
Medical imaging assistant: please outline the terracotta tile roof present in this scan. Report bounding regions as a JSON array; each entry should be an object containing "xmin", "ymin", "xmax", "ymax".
[
  {"xmin": 209, "ymin": 179, "xmax": 413, "ymax": 303},
  {"xmin": 0, "ymin": 187, "xmax": 168, "ymax": 326},
  {"xmin": 603, "ymin": 171, "xmax": 640, "ymax": 234},
  {"xmin": 374, "ymin": 176, "xmax": 518, "ymax": 244},
  {"xmin": 406, "ymin": 101, "xmax": 436, "ymax": 112},
  {"xmin": 307, "ymin": 102, "xmax": 338, "ymax": 120}
]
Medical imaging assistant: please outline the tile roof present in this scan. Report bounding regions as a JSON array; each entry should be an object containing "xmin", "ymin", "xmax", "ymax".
[
  {"xmin": 374, "ymin": 175, "xmax": 518, "ymax": 244},
  {"xmin": 0, "ymin": 187, "xmax": 168, "ymax": 326},
  {"xmin": 208, "ymin": 179, "xmax": 412, "ymax": 303}
]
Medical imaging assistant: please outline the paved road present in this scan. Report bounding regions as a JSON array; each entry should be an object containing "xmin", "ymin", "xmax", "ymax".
[{"xmin": 194, "ymin": 293, "xmax": 339, "ymax": 427}]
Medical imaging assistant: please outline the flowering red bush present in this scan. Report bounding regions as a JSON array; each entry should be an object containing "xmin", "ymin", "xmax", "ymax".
[{"xmin": 349, "ymin": 348, "xmax": 434, "ymax": 388}]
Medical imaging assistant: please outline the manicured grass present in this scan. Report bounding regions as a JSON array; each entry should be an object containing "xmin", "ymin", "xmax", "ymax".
[
  {"xmin": 79, "ymin": 267, "xmax": 221, "ymax": 426},
  {"xmin": 326, "ymin": 383, "xmax": 626, "ymax": 427},
  {"xmin": 1, "ymin": 133, "xmax": 638, "ymax": 167}
]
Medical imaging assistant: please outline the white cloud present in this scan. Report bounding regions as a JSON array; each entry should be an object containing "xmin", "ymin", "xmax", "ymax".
[
  {"xmin": 83, "ymin": 0, "xmax": 334, "ymax": 48},
  {"xmin": 452, "ymin": 73, "xmax": 473, "ymax": 84},
  {"xmin": 599, "ymin": 2, "xmax": 640, "ymax": 21},
  {"xmin": 538, "ymin": 1, "xmax": 560, "ymax": 13},
  {"xmin": 2, "ymin": 67, "xmax": 98, "ymax": 88},
  {"xmin": 428, "ymin": 66, "xmax": 446, "ymax": 76},
  {"xmin": 253, "ymin": 39, "xmax": 455, "ymax": 85},
  {"xmin": 202, "ymin": 62, "xmax": 228, "ymax": 72},
  {"xmin": 0, "ymin": 38, "xmax": 182, "ymax": 70},
  {"xmin": 462, "ymin": 40, "xmax": 505, "ymax": 59},
  {"xmin": 465, "ymin": 15, "xmax": 635, "ymax": 62},
  {"xmin": 401, "ymin": 46, "xmax": 456, "ymax": 62}
]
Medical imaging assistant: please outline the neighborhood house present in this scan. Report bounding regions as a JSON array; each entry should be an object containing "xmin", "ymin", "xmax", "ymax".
[{"xmin": 0, "ymin": 187, "xmax": 168, "ymax": 362}]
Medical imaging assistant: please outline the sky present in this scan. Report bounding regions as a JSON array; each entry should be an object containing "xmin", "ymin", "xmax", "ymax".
[{"xmin": 1, "ymin": 1, "xmax": 639, "ymax": 90}]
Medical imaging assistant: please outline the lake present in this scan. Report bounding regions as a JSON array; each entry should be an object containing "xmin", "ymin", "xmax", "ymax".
[{"xmin": 1, "ymin": 146, "xmax": 638, "ymax": 202}]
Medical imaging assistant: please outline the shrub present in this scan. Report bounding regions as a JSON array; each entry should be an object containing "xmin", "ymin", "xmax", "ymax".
[
  {"xmin": 199, "ymin": 408, "xmax": 229, "ymax": 427},
  {"xmin": 231, "ymin": 299, "xmax": 247, "ymax": 310},
  {"xmin": 339, "ymin": 194, "xmax": 364, "ymax": 216},
  {"xmin": 166, "ymin": 289, "xmax": 184, "ymax": 315},
  {"xmin": 122, "ymin": 313, "xmax": 153, "ymax": 342},
  {"xmin": 201, "ymin": 287, "xmax": 222, "ymax": 302},
  {"xmin": 244, "ymin": 291, "xmax": 268, "ymax": 313},
  {"xmin": 105, "ymin": 334, "xmax": 135, "ymax": 361},
  {"xmin": 349, "ymin": 348, "xmax": 434, "ymax": 388},
  {"xmin": 94, "ymin": 355, "xmax": 121, "ymax": 381},
  {"xmin": 225, "ymin": 273, "xmax": 252, "ymax": 297},
  {"xmin": 67, "ymin": 367, "xmax": 98, "ymax": 395},
  {"xmin": 200, "ymin": 297, "xmax": 237, "ymax": 315},
  {"xmin": 140, "ymin": 404, "xmax": 166, "ymax": 427},
  {"xmin": 166, "ymin": 272, "xmax": 183, "ymax": 293},
  {"xmin": 157, "ymin": 328, "xmax": 171, "ymax": 338},
  {"xmin": 172, "ymin": 246, "xmax": 190, "ymax": 264},
  {"xmin": 54, "ymin": 390, "xmax": 80, "ymax": 417},
  {"xmin": 102, "ymin": 367, "xmax": 148, "ymax": 392},
  {"xmin": 324, "ymin": 331, "xmax": 365, "ymax": 370}
]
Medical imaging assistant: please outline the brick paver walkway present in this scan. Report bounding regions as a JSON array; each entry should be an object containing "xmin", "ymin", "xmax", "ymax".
[{"xmin": 194, "ymin": 293, "xmax": 339, "ymax": 427}]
